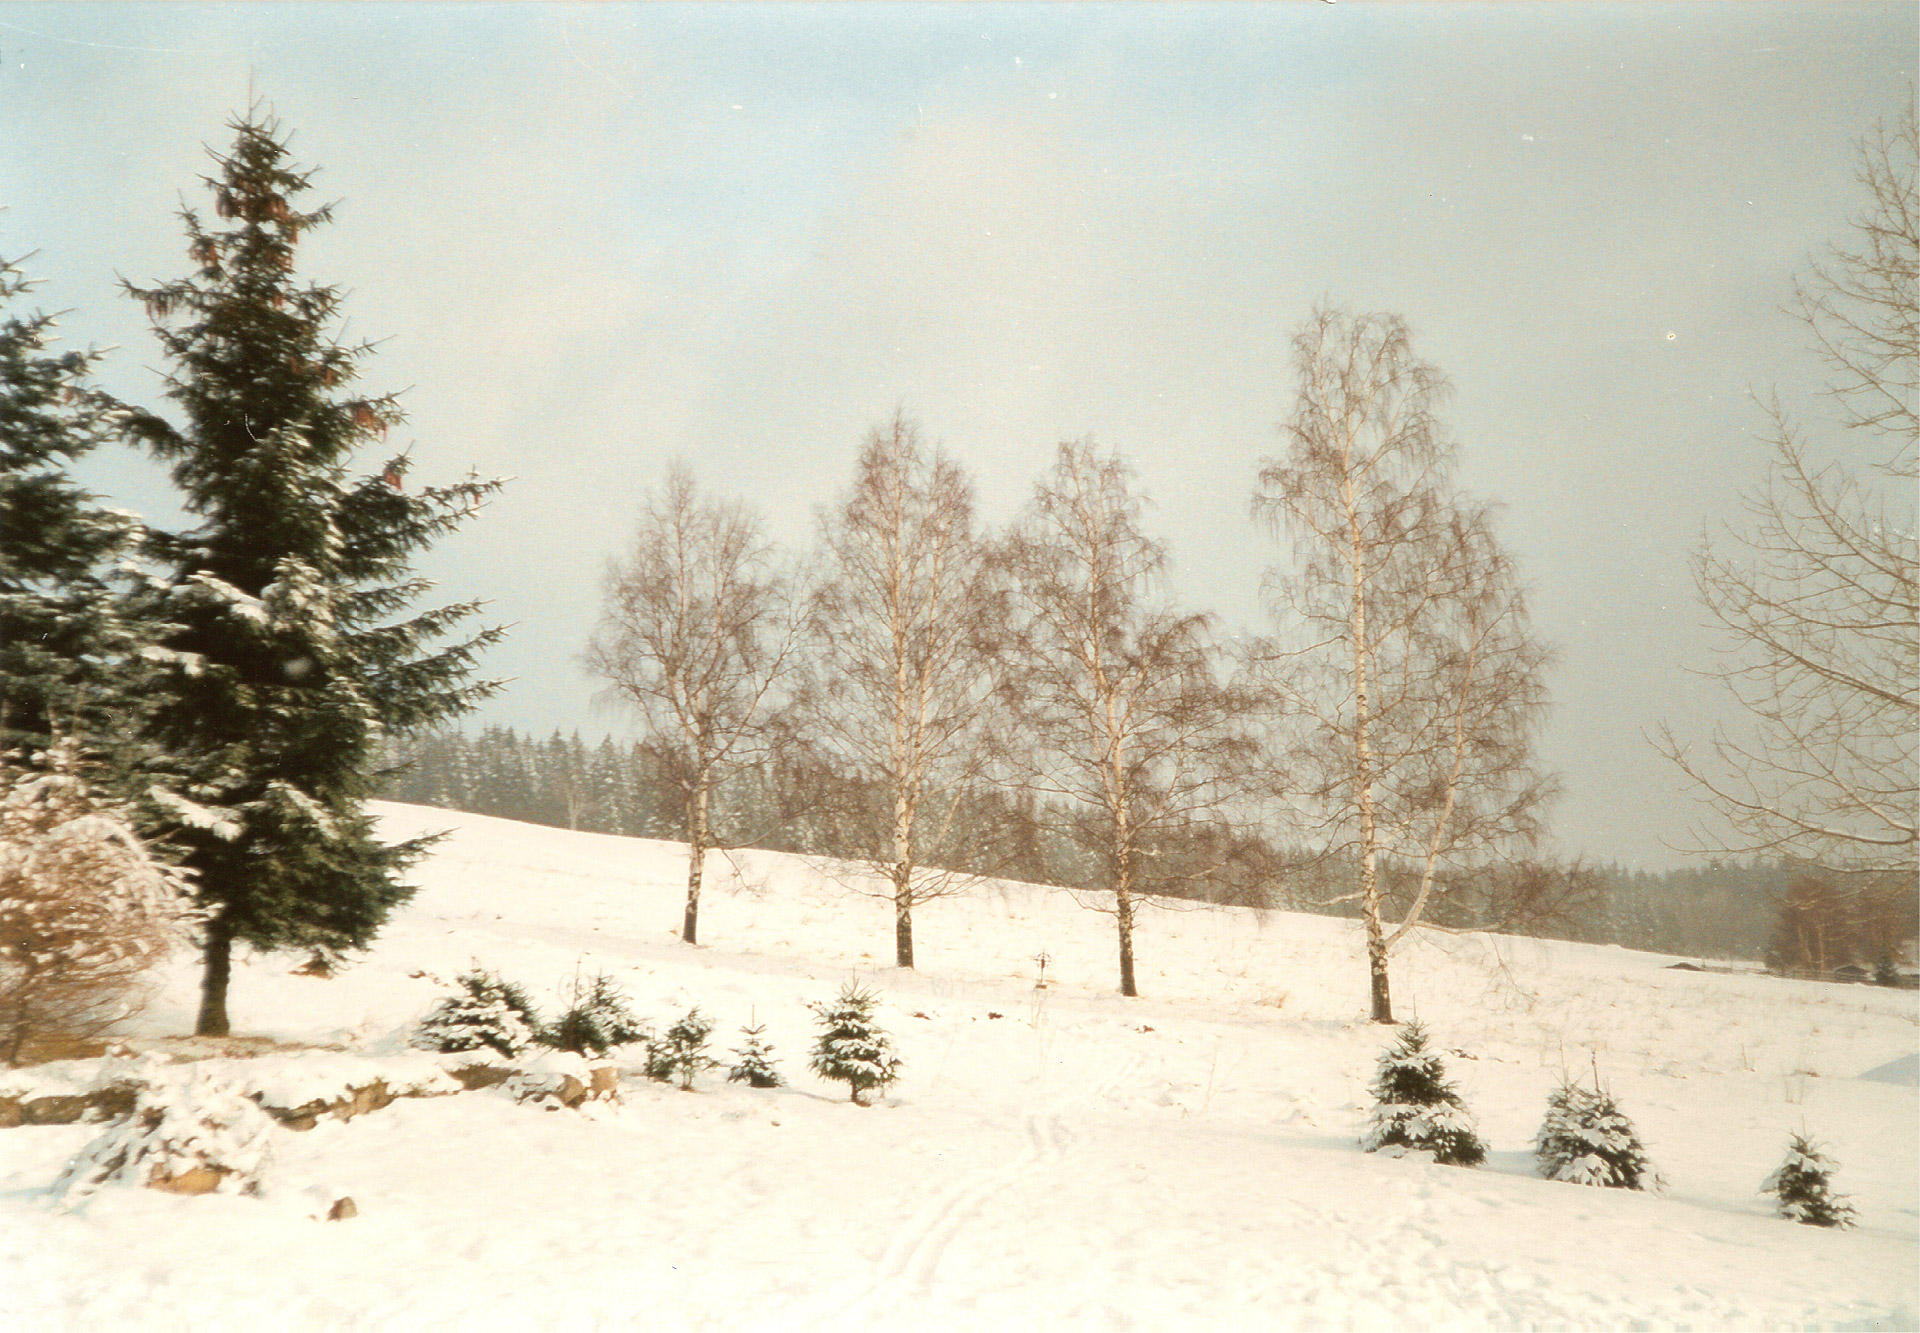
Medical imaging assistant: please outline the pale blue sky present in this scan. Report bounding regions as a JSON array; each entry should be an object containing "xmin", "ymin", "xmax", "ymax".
[{"xmin": 2, "ymin": 3, "xmax": 1913, "ymax": 868}]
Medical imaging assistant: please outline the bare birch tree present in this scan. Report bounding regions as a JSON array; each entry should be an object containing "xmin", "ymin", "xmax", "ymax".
[
  {"xmin": 1657, "ymin": 110, "xmax": 1918, "ymax": 879},
  {"xmin": 586, "ymin": 463, "xmax": 801, "ymax": 946},
  {"xmin": 808, "ymin": 412, "xmax": 1002, "ymax": 969},
  {"xmin": 1255, "ymin": 306, "xmax": 1555, "ymax": 1023},
  {"xmin": 1003, "ymin": 440, "xmax": 1248, "ymax": 998}
]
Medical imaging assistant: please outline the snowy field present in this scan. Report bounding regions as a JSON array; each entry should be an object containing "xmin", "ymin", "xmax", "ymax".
[{"xmin": 3, "ymin": 802, "xmax": 1915, "ymax": 1330}]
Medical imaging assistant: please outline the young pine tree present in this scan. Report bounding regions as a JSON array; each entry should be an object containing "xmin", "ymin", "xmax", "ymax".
[
  {"xmin": 645, "ymin": 1007, "xmax": 717, "ymax": 1090},
  {"xmin": 1359, "ymin": 1020, "xmax": 1487, "ymax": 1166},
  {"xmin": 413, "ymin": 965, "xmax": 541, "ymax": 1060},
  {"xmin": 1534, "ymin": 1075, "xmax": 1657, "ymax": 1190},
  {"xmin": 543, "ymin": 970, "xmax": 648, "ymax": 1058},
  {"xmin": 1763, "ymin": 1133, "xmax": 1857, "ymax": 1228},
  {"xmin": 809, "ymin": 982, "xmax": 902, "ymax": 1106},
  {"xmin": 0, "ymin": 253, "xmax": 145, "ymax": 761},
  {"xmin": 119, "ymin": 108, "xmax": 504, "ymax": 1035},
  {"xmin": 727, "ymin": 1017, "xmax": 783, "ymax": 1088}
]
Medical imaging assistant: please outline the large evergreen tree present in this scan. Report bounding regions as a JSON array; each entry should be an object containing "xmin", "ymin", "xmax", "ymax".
[
  {"xmin": 0, "ymin": 252, "xmax": 143, "ymax": 759},
  {"xmin": 121, "ymin": 109, "xmax": 504, "ymax": 1035}
]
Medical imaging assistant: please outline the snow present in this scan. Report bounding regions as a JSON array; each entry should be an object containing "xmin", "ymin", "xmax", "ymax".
[
  {"xmin": 2, "ymin": 801, "xmax": 1914, "ymax": 1328},
  {"xmin": 1862, "ymin": 1051, "xmax": 1920, "ymax": 1086},
  {"xmin": 1, "ymin": 1051, "xmax": 461, "ymax": 1113},
  {"xmin": 0, "ymin": 1055, "xmax": 144, "ymax": 1103},
  {"xmin": 145, "ymin": 787, "xmax": 242, "ymax": 840},
  {"xmin": 179, "ymin": 572, "xmax": 268, "ymax": 624},
  {"xmin": 53, "ymin": 1068, "xmax": 274, "ymax": 1207}
]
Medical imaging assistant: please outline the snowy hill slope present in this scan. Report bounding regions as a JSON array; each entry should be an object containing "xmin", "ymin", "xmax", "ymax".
[{"xmin": 2, "ymin": 802, "xmax": 1914, "ymax": 1329}]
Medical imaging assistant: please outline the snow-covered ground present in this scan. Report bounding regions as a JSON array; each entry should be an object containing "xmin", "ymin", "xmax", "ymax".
[{"xmin": 3, "ymin": 803, "xmax": 1915, "ymax": 1329}]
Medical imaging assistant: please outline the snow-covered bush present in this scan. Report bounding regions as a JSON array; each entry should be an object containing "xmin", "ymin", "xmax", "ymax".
[
  {"xmin": 413, "ymin": 965, "xmax": 540, "ymax": 1059},
  {"xmin": 1359, "ymin": 1021, "xmax": 1486, "ymax": 1167},
  {"xmin": 54, "ymin": 1067, "xmax": 273, "ymax": 1207},
  {"xmin": 0, "ymin": 740, "xmax": 199, "ymax": 1065},
  {"xmin": 728, "ymin": 1019, "xmax": 783, "ymax": 1088},
  {"xmin": 1763, "ymin": 1133, "xmax": 1857, "ymax": 1227},
  {"xmin": 500, "ymin": 1049, "xmax": 609, "ymax": 1111},
  {"xmin": 809, "ymin": 982, "xmax": 901, "ymax": 1106},
  {"xmin": 646, "ymin": 1007, "xmax": 716, "ymax": 1090},
  {"xmin": 1534, "ymin": 1077, "xmax": 1657, "ymax": 1190},
  {"xmin": 542, "ymin": 970, "xmax": 648, "ymax": 1058}
]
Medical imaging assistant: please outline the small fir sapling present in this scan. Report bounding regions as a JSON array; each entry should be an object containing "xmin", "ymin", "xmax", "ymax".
[
  {"xmin": 543, "ymin": 970, "xmax": 649, "ymax": 1057},
  {"xmin": 1359, "ymin": 1020, "xmax": 1487, "ymax": 1166},
  {"xmin": 646, "ymin": 1007, "xmax": 717, "ymax": 1090},
  {"xmin": 643, "ymin": 1032, "xmax": 676, "ymax": 1083},
  {"xmin": 1763, "ymin": 1133, "xmax": 1857, "ymax": 1227},
  {"xmin": 728, "ymin": 1017, "xmax": 783, "ymax": 1088},
  {"xmin": 413, "ymin": 965, "xmax": 540, "ymax": 1059},
  {"xmin": 809, "ymin": 982, "xmax": 902, "ymax": 1106},
  {"xmin": 1534, "ymin": 1073, "xmax": 1658, "ymax": 1190}
]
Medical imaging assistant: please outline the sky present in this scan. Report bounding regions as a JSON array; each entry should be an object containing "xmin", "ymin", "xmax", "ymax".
[{"xmin": 1, "ymin": 2, "xmax": 1913, "ymax": 870}]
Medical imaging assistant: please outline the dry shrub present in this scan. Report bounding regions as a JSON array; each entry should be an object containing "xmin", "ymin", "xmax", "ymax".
[{"xmin": 0, "ymin": 741, "xmax": 199, "ymax": 1064}]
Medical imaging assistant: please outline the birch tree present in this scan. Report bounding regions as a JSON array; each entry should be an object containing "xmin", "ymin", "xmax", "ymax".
[
  {"xmin": 1658, "ymin": 110, "xmax": 1917, "ymax": 879},
  {"xmin": 1255, "ymin": 306, "xmax": 1555, "ymax": 1023},
  {"xmin": 1003, "ymin": 441, "xmax": 1246, "ymax": 998},
  {"xmin": 586, "ymin": 463, "xmax": 801, "ymax": 946},
  {"xmin": 809, "ymin": 412, "xmax": 1002, "ymax": 968}
]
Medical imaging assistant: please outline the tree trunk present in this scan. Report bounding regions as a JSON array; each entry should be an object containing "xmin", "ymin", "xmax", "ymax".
[
  {"xmin": 3, "ymin": 999, "xmax": 28, "ymax": 1066},
  {"xmin": 683, "ymin": 779, "xmax": 708, "ymax": 945},
  {"xmin": 1115, "ymin": 816, "xmax": 1138, "ymax": 998},
  {"xmin": 1111, "ymin": 768, "xmax": 1139, "ymax": 998},
  {"xmin": 1359, "ymin": 798, "xmax": 1392, "ymax": 1022},
  {"xmin": 1366, "ymin": 914, "xmax": 1394, "ymax": 1023},
  {"xmin": 893, "ymin": 861, "xmax": 915, "ymax": 969},
  {"xmin": 3, "ymin": 957, "xmax": 39, "ymax": 1064},
  {"xmin": 196, "ymin": 915, "xmax": 233, "ymax": 1037},
  {"xmin": 1347, "ymin": 493, "xmax": 1391, "ymax": 1023}
]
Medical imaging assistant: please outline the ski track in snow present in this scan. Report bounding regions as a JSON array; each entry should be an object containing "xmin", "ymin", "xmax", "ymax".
[{"xmin": 807, "ymin": 1046, "xmax": 1146, "ymax": 1325}]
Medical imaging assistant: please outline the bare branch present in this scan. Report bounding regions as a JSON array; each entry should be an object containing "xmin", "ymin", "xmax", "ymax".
[{"xmin": 1659, "ymin": 110, "xmax": 1918, "ymax": 877}]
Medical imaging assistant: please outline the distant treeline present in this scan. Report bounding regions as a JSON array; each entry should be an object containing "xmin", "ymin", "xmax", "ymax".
[{"xmin": 378, "ymin": 726, "xmax": 1789, "ymax": 962}]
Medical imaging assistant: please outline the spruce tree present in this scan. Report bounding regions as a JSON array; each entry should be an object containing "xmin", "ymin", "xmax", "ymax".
[
  {"xmin": 120, "ymin": 108, "xmax": 504, "ymax": 1035},
  {"xmin": 1359, "ymin": 1020, "xmax": 1487, "ymax": 1166},
  {"xmin": 727, "ymin": 1017, "xmax": 783, "ymax": 1088},
  {"xmin": 543, "ymin": 970, "xmax": 648, "ymax": 1057},
  {"xmin": 414, "ymin": 965, "xmax": 541, "ymax": 1060},
  {"xmin": 1534, "ymin": 1075, "xmax": 1658, "ymax": 1190},
  {"xmin": 1763, "ymin": 1132, "xmax": 1857, "ymax": 1228},
  {"xmin": 809, "ymin": 982, "xmax": 902, "ymax": 1105},
  {"xmin": 649, "ymin": 1006, "xmax": 718, "ymax": 1091},
  {"xmin": 0, "ymin": 252, "xmax": 143, "ymax": 759}
]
